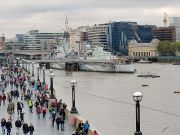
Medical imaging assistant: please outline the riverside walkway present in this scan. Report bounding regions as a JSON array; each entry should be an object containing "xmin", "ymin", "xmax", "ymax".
[{"xmin": 0, "ymin": 67, "xmax": 75, "ymax": 135}]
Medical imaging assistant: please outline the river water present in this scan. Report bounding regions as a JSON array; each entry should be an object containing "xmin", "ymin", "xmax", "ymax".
[{"xmin": 40, "ymin": 63, "xmax": 180, "ymax": 135}]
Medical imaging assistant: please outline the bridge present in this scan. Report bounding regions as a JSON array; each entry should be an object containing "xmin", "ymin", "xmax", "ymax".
[{"xmin": 0, "ymin": 49, "xmax": 50, "ymax": 59}]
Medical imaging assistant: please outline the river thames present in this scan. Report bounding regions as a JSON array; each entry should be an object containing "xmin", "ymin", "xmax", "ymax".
[{"xmin": 40, "ymin": 63, "xmax": 180, "ymax": 135}]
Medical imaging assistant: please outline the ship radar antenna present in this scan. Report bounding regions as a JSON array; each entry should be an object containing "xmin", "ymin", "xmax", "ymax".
[{"xmin": 163, "ymin": 12, "xmax": 168, "ymax": 27}]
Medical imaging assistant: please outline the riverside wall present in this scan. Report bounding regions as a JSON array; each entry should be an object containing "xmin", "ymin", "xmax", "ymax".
[{"xmin": 65, "ymin": 109, "xmax": 102, "ymax": 135}]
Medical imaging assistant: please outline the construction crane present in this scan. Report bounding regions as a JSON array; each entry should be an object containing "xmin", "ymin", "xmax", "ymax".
[{"xmin": 163, "ymin": 12, "xmax": 169, "ymax": 27}]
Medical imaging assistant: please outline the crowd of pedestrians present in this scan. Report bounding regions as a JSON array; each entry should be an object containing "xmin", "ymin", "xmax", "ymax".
[
  {"xmin": 0, "ymin": 62, "xmax": 68, "ymax": 135},
  {"xmin": 0, "ymin": 59, "xmax": 100, "ymax": 135}
]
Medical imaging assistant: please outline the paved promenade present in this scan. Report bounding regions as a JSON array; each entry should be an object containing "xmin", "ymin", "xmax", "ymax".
[{"xmin": 0, "ymin": 68, "xmax": 75, "ymax": 135}]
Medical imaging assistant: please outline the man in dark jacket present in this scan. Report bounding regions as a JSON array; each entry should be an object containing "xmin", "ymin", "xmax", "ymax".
[
  {"xmin": 15, "ymin": 118, "xmax": 22, "ymax": 135},
  {"xmin": 29, "ymin": 123, "xmax": 35, "ymax": 135},
  {"xmin": 23, "ymin": 123, "xmax": 29, "ymax": 134},
  {"xmin": 6, "ymin": 119, "xmax": 12, "ymax": 135},
  {"xmin": 1, "ymin": 117, "xmax": 6, "ymax": 134},
  {"xmin": 17, "ymin": 101, "xmax": 23, "ymax": 115}
]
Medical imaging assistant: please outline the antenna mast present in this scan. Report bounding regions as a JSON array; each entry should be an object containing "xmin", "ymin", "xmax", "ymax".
[{"xmin": 163, "ymin": 12, "xmax": 168, "ymax": 27}]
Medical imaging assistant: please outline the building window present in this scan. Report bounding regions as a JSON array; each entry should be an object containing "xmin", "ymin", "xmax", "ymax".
[{"xmin": 133, "ymin": 52, "xmax": 135, "ymax": 56}]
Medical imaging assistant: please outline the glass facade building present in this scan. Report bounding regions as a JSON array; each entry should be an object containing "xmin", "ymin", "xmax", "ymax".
[
  {"xmin": 107, "ymin": 22, "xmax": 154, "ymax": 55},
  {"xmin": 137, "ymin": 25, "xmax": 155, "ymax": 43},
  {"xmin": 170, "ymin": 17, "xmax": 180, "ymax": 41}
]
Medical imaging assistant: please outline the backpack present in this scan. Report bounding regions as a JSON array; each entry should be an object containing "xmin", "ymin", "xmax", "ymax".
[
  {"xmin": 56, "ymin": 116, "xmax": 60, "ymax": 124},
  {"xmin": 15, "ymin": 120, "xmax": 21, "ymax": 127}
]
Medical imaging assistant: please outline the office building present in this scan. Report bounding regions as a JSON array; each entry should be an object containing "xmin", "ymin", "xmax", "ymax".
[
  {"xmin": 16, "ymin": 30, "xmax": 64, "ymax": 50},
  {"xmin": 107, "ymin": 22, "xmax": 139, "ymax": 55},
  {"xmin": 88, "ymin": 24, "xmax": 108, "ymax": 49},
  {"xmin": 70, "ymin": 26, "xmax": 89, "ymax": 53},
  {"xmin": 153, "ymin": 26, "xmax": 176, "ymax": 42},
  {"xmin": 170, "ymin": 17, "xmax": 180, "ymax": 41},
  {"xmin": 137, "ymin": 25, "xmax": 155, "ymax": 43},
  {"xmin": 0, "ymin": 34, "xmax": 5, "ymax": 50}
]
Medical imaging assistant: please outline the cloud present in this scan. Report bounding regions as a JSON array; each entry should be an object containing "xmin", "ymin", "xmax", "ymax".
[{"xmin": 0, "ymin": 0, "xmax": 179, "ymax": 38}]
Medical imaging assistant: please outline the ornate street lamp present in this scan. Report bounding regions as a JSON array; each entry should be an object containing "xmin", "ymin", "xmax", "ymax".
[
  {"xmin": 42, "ymin": 64, "xmax": 46, "ymax": 90},
  {"xmin": 16, "ymin": 58, "xmax": 19, "ymax": 66},
  {"xmin": 36, "ymin": 65, "xmax": 40, "ymax": 81},
  {"xmin": 133, "ymin": 92, "xmax": 143, "ymax": 135},
  {"xmin": 22, "ymin": 59, "xmax": 24, "ymax": 69},
  {"xmin": 49, "ymin": 69, "xmax": 53, "ymax": 74},
  {"xmin": 49, "ymin": 72, "xmax": 55, "ymax": 99},
  {"xmin": 32, "ymin": 62, "xmax": 34, "ymax": 77},
  {"xmin": 25, "ymin": 60, "xmax": 28, "ymax": 72},
  {"xmin": 70, "ymin": 80, "xmax": 78, "ymax": 114},
  {"xmin": 28, "ymin": 61, "xmax": 31, "ymax": 74}
]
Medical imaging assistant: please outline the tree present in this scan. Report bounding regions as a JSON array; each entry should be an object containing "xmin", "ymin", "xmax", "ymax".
[
  {"xmin": 173, "ymin": 42, "xmax": 180, "ymax": 52},
  {"xmin": 157, "ymin": 41, "xmax": 175, "ymax": 56}
]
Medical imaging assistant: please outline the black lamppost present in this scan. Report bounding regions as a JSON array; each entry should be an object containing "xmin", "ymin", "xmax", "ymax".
[
  {"xmin": 37, "ymin": 65, "xmax": 40, "ymax": 81},
  {"xmin": 133, "ymin": 92, "xmax": 143, "ymax": 135},
  {"xmin": 25, "ymin": 60, "xmax": 28, "ymax": 72},
  {"xmin": 16, "ymin": 58, "xmax": 19, "ymax": 66},
  {"xmin": 32, "ymin": 62, "xmax": 34, "ymax": 77},
  {"xmin": 28, "ymin": 61, "xmax": 31, "ymax": 74},
  {"xmin": 49, "ymin": 72, "xmax": 55, "ymax": 99},
  {"xmin": 42, "ymin": 65, "xmax": 46, "ymax": 90},
  {"xmin": 22, "ymin": 59, "xmax": 24, "ymax": 69},
  {"xmin": 70, "ymin": 80, "xmax": 78, "ymax": 114}
]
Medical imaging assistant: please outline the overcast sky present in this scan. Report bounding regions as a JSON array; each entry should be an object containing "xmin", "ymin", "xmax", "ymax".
[{"xmin": 0, "ymin": 0, "xmax": 180, "ymax": 38}]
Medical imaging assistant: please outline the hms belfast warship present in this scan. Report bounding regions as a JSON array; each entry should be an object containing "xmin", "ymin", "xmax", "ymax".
[{"xmin": 51, "ymin": 43, "xmax": 135, "ymax": 73}]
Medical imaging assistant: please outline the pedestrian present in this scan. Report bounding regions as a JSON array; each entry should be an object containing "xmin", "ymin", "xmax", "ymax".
[
  {"xmin": 55, "ymin": 114, "xmax": 61, "ymax": 130},
  {"xmin": 15, "ymin": 118, "xmax": 22, "ymax": 135},
  {"xmin": 42, "ymin": 106, "xmax": 46, "ymax": 118},
  {"xmin": 2, "ymin": 94, "xmax": 6, "ymax": 105},
  {"xmin": 7, "ymin": 103, "xmax": 14, "ymax": 121},
  {"xmin": 73, "ymin": 128, "xmax": 80, "ymax": 135},
  {"xmin": 17, "ymin": 101, "xmax": 23, "ymax": 115},
  {"xmin": 59, "ymin": 114, "xmax": 65, "ymax": 131},
  {"xmin": 78, "ymin": 120, "xmax": 84, "ymax": 135},
  {"xmin": 5, "ymin": 119, "xmax": 12, "ymax": 135},
  {"xmin": 28, "ymin": 99, "xmax": 33, "ymax": 113},
  {"xmin": 23, "ymin": 123, "xmax": 29, "ymax": 135},
  {"xmin": 0, "ymin": 93, "xmax": 2, "ymax": 106},
  {"xmin": 36, "ymin": 106, "xmax": 41, "ymax": 119},
  {"xmin": 1, "ymin": 117, "xmax": 6, "ymax": 134},
  {"xmin": 52, "ymin": 110, "xmax": 56, "ymax": 127},
  {"xmin": 20, "ymin": 112, "xmax": 25, "ymax": 123},
  {"xmin": 28, "ymin": 123, "xmax": 35, "ymax": 135},
  {"xmin": 83, "ymin": 121, "xmax": 89, "ymax": 135},
  {"xmin": 93, "ymin": 130, "xmax": 99, "ymax": 135}
]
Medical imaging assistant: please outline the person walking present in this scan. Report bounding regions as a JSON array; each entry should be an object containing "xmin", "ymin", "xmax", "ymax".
[
  {"xmin": 17, "ymin": 101, "xmax": 23, "ymax": 115},
  {"xmin": 36, "ymin": 106, "xmax": 41, "ymax": 119},
  {"xmin": 59, "ymin": 114, "xmax": 65, "ymax": 131},
  {"xmin": 83, "ymin": 121, "xmax": 89, "ymax": 135},
  {"xmin": 51, "ymin": 110, "xmax": 56, "ymax": 127},
  {"xmin": 28, "ymin": 99, "xmax": 33, "ymax": 113},
  {"xmin": 23, "ymin": 123, "xmax": 29, "ymax": 135},
  {"xmin": 78, "ymin": 120, "xmax": 84, "ymax": 135},
  {"xmin": 20, "ymin": 112, "xmax": 25, "ymax": 124},
  {"xmin": 15, "ymin": 118, "xmax": 22, "ymax": 135},
  {"xmin": 93, "ymin": 130, "xmax": 99, "ymax": 135},
  {"xmin": 5, "ymin": 119, "xmax": 12, "ymax": 135},
  {"xmin": 42, "ymin": 106, "xmax": 46, "ymax": 118},
  {"xmin": 1, "ymin": 117, "xmax": 6, "ymax": 134},
  {"xmin": 55, "ymin": 114, "xmax": 61, "ymax": 130},
  {"xmin": 28, "ymin": 123, "xmax": 34, "ymax": 135},
  {"xmin": 2, "ymin": 94, "xmax": 6, "ymax": 105}
]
